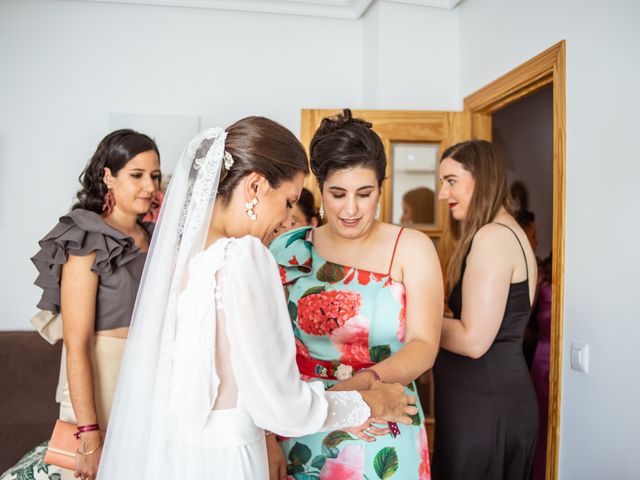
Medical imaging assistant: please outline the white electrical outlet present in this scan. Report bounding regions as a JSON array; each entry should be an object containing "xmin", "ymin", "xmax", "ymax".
[{"xmin": 570, "ymin": 341, "xmax": 589, "ymax": 374}]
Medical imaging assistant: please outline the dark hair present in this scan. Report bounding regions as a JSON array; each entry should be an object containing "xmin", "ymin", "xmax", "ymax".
[
  {"xmin": 216, "ymin": 117, "xmax": 309, "ymax": 203},
  {"xmin": 73, "ymin": 129, "xmax": 160, "ymax": 214},
  {"xmin": 510, "ymin": 180, "xmax": 529, "ymax": 211},
  {"xmin": 515, "ymin": 209, "xmax": 535, "ymax": 229},
  {"xmin": 442, "ymin": 140, "xmax": 513, "ymax": 292},
  {"xmin": 309, "ymin": 109, "xmax": 386, "ymax": 190},
  {"xmin": 296, "ymin": 187, "xmax": 318, "ymax": 223}
]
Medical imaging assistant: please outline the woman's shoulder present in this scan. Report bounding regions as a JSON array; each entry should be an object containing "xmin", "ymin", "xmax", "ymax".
[
  {"xmin": 270, "ymin": 226, "xmax": 313, "ymax": 253},
  {"xmin": 269, "ymin": 227, "xmax": 313, "ymax": 263},
  {"xmin": 472, "ymin": 221, "xmax": 523, "ymax": 251},
  {"xmin": 31, "ymin": 208, "xmax": 143, "ymax": 311},
  {"xmin": 226, "ymin": 235, "xmax": 274, "ymax": 266},
  {"xmin": 467, "ymin": 221, "xmax": 529, "ymax": 271},
  {"xmin": 268, "ymin": 227, "xmax": 314, "ymax": 285},
  {"xmin": 388, "ymin": 224, "xmax": 436, "ymax": 258}
]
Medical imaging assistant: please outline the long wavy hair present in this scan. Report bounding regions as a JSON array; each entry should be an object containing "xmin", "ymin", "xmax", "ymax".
[
  {"xmin": 73, "ymin": 129, "xmax": 160, "ymax": 214},
  {"xmin": 443, "ymin": 140, "xmax": 513, "ymax": 294}
]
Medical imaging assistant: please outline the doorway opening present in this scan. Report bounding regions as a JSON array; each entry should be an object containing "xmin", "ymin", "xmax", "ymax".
[
  {"xmin": 494, "ymin": 84, "xmax": 553, "ymax": 480},
  {"xmin": 465, "ymin": 41, "xmax": 566, "ymax": 480}
]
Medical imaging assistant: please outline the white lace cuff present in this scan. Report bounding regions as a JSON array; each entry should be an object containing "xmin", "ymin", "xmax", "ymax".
[{"xmin": 321, "ymin": 391, "xmax": 371, "ymax": 431}]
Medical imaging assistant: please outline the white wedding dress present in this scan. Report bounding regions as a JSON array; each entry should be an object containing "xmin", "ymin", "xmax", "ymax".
[
  {"xmin": 166, "ymin": 235, "xmax": 370, "ymax": 478},
  {"xmin": 98, "ymin": 127, "xmax": 370, "ymax": 480}
]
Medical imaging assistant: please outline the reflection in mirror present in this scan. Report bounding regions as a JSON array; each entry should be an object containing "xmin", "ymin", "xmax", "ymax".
[{"xmin": 392, "ymin": 143, "xmax": 439, "ymax": 226}]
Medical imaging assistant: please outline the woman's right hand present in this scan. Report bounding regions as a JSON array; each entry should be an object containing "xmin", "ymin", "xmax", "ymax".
[
  {"xmin": 361, "ymin": 381, "xmax": 418, "ymax": 424},
  {"xmin": 74, "ymin": 432, "xmax": 102, "ymax": 480}
]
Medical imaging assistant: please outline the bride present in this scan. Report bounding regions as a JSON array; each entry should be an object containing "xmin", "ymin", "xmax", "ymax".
[{"xmin": 97, "ymin": 117, "xmax": 416, "ymax": 479}]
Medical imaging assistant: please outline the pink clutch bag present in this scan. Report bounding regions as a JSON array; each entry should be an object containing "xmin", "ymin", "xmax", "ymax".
[{"xmin": 44, "ymin": 420, "xmax": 87, "ymax": 470}]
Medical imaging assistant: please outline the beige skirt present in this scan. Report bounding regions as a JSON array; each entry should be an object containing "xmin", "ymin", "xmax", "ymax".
[{"xmin": 58, "ymin": 336, "xmax": 126, "ymax": 479}]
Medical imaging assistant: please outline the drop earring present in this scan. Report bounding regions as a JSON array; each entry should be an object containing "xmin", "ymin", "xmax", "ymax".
[
  {"xmin": 102, "ymin": 188, "xmax": 115, "ymax": 215},
  {"xmin": 375, "ymin": 202, "xmax": 381, "ymax": 220},
  {"xmin": 319, "ymin": 202, "xmax": 325, "ymax": 220},
  {"xmin": 245, "ymin": 197, "xmax": 258, "ymax": 221}
]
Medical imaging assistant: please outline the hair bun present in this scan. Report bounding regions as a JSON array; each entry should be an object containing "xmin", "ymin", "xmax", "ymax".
[{"xmin": 316, "ymin": 108, "xmax": 373, "ymax": 139}]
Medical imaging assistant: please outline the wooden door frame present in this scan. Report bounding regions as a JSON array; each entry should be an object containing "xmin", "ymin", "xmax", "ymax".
[{"xmin": 464, "ymin": 41, "xmax": 566, "ymax": 480}]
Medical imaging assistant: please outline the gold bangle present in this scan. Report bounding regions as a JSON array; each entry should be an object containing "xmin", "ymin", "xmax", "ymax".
[{"xmin": 77, "ymin": 444, "xmax": 102, "ymax": 456}]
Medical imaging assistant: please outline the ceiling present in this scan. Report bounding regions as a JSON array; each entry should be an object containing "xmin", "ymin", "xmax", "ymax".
[{"xmin": 75, "ymin": 0, "xmax": 463, "ymax": 19}]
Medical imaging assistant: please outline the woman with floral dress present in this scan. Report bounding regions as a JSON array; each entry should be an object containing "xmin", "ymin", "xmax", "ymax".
[{"xmin": 269, "ymin": 109, "xmax": 443, "ymax": 480}]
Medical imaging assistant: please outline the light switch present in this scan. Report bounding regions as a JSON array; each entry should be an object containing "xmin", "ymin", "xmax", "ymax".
[{"xmin": 570, "ymin": 341, "xmax": 589, "ymax": 373}]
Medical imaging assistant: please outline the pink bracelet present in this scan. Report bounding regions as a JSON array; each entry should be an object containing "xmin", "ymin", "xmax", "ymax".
[
  {"xmin": 356, "ymin": 368, "xmax": 381, "ymax": 382},
  {"xmin": 74, "ymin": 424, "xmax": 100, "ymax": 439}
]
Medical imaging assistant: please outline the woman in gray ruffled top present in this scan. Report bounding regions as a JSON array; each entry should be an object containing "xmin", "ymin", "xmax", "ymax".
[{"xmin": 1, "ymin": 129, "xmax": 161, "ymax": 480}]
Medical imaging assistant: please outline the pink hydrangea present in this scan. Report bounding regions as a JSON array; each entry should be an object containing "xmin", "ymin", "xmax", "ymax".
[{"xmin": 298, "ymin": 290, "xmax": 362, "ymax": 336}]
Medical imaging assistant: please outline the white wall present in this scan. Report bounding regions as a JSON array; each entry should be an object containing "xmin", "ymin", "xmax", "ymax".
[
  {"xmin": 0, "ymin": 0, "xmax": 460, "ymax": 330},
  {"xmin": 363, "ymin": 0, "xmax": 461, "ymax": 110},
  {"xmin": 459, "ymin": 0, "xmax": 640, "ymax": 477},
  {"xmin": 0, "ymin": 0, "xmax": 365, "ymax": 330}
]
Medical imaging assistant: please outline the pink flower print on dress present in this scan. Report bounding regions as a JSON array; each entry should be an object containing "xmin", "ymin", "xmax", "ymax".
[
  {"xmin": 330, "ymin": 315, "xmax": 372, "ymax": 364},
  {"xmin": 388, "ymin": 281, "xmax": 407, "ymax": 342},
  {"xmin": 418, "ymin": 423, "xmax": 431, "ymax": 480},
  {"xmin": 297, "ymin": 290, "xmax": 361, "ymax": 336},
  {"xmin": 295, "ymin": 337, "xmax": 312, "ymax": 359},
  {"xmin": 319, "ymin": 444, "xmax": 365, "ymax": 480},
  {"xmin": 278, "ymin": 265, "xmax": 288, "ymax": 285},
  {"xmin": 342, "ymin": 267, "xmax": 387, "ymax": 286}
]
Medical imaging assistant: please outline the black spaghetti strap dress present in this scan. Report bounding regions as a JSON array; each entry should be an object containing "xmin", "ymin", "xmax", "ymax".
[{"xmin": 432, "ymin": 224, "xmax": 538, "ymax": 480}]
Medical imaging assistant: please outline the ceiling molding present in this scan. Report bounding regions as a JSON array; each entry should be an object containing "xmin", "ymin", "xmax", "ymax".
[
  {"xmin": 72, "ymin": 0, "xmax": 376, "ymax": 19},
  {"xmin": 381, "ymin": 0, "xmax": 462, "ymax": 9}
]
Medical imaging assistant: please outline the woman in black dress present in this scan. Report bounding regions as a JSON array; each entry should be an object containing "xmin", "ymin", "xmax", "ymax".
[{"xmin": 433, "ymin": 140, "xmax": 538, "ymax": 480}]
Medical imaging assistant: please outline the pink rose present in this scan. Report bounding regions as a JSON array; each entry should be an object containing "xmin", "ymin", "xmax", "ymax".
[
  {"xmin": 388, "ymin": 282, "xmax": 407, "ymax": 342},
  {"xmin": 319, "ymin": 444, "xmax": 365, "ymax": 480},
  {"xmin": 330, "ymin": 316, "xmax": 372, "ymax": 364}
]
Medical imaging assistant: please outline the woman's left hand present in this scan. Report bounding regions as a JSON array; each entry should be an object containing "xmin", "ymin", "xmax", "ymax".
[{"xmin": 343, "ymin": 418, "xmax": 391, "ymax": 442}]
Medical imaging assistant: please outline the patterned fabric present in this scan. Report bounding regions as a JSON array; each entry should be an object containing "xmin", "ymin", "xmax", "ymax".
[
  {"xmin": 270, "ymin": 227, "xmax": 431, "ymax": 480},
  {"xmin": 0, "ymin": 442, "xmax": 61, "ymax": 480}
]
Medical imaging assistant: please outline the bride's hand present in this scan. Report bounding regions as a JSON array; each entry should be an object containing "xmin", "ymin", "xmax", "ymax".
[
  {"xmin": 360, "ymin": 381, "xmax": 418, "ymax": 424},
  {"xmin": 265, "ymin": 434, "xmax": 287, "ymax": 480}
]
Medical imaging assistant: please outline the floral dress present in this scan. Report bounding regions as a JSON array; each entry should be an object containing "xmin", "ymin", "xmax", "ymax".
[{"xmin": 270, "ymin": 227, "xmax": 431, "ymax": 480}]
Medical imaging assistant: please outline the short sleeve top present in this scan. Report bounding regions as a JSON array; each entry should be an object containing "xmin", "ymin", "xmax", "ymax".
[{"xmin": 31, "ymin": 208, "xmax": 153, "ymax": 331}]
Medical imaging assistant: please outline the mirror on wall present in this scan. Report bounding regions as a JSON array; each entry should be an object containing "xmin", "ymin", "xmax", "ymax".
[{"xmin": 391, "ymin": 143, "xmax": 439, "ymax": 227}]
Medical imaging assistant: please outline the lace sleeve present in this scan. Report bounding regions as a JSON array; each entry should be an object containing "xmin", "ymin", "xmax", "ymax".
[{"xmin": 321, "ymin": 391, "xmax": 371, "ymax": 431}]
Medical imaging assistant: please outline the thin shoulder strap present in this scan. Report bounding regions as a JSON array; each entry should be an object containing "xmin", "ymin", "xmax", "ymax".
[
  {"xmin": 387, "ymin": 227, "xmax": 405, "ymax": 276},
  {"xmin": 492, "ymin": 222, "xmax": 529, "ymax": 281}
]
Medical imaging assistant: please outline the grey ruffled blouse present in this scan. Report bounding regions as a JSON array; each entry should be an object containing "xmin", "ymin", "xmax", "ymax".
[{"xmin": 31, "ymin": 209, "xmax": 153, "ymax": 331}]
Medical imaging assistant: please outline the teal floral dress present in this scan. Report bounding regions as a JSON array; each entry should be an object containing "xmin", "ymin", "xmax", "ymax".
[{"xmin": 270, "ymin": 227, "xmax": 431, "ymax": 480}]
